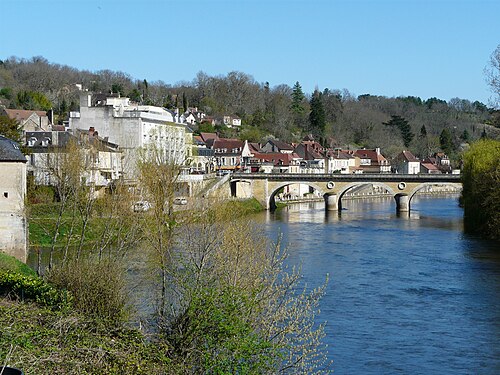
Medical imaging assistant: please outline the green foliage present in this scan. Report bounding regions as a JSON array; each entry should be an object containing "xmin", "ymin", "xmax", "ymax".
[
  {"xmin": 291, "ymin": 81, "xmax": 306, "ymax": 114},
  {"xmin": 384, "ymin": 115, "xmax": 414, "ymax": 147},
  {"xmin": 439, "ymin": 128, "xmax": 454, "ymax": 154},
  {"xmin": 309, "ymin": 89, "xmax": 326, "ymax": 137},
  {"xmin": 461, "ymin": 139, "xmax": 500, "ymax": 239},
  {"xmin": 461, "ymin": 129, "xmax": 470, "ymax": 142},
  {"xmin": 0, "ymin": 115, "xmax": 23, "ymax": 144},
  {"xmin": 0, "ymin": 87, "xmax": 13, "ymax": 100},
  {"xmin": 0, "ymin": 299, "xmax": 171, "ymax": 374},
  {"xmin": 170, "ymin": 285, "xmax": 276, "ymax": 373},
  {"xmin": 197, "ymin": 121, "xmax": 215, "ymax": 133},
  {"xmin": 16, "ymin": 90, "xmax": 52, "ymax": 111},
  {"xmin": 0, "ymin": 271, "xmax": 72, "ymax": 310}
]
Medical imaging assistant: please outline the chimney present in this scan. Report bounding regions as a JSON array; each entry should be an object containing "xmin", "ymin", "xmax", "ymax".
[{"xmin": 376, "ymin": 147, "xmax": 380, "ymax": 155}]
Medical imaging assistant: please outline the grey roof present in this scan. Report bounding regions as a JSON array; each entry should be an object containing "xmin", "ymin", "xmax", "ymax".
[{"xmin": 0, "ymin": 136, "xmax": 27, "ymax": 162}]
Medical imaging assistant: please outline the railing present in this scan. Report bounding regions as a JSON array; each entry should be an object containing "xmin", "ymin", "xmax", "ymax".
[{"xmin": 231, "ymin": 173, "xmax": 462, "ymax": 183}]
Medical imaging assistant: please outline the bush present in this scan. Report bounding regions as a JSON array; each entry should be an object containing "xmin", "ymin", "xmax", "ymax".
[
  {"xmin": 461, "ymin": 139, "xmax": 500, "ymax": 239},
  {"xmin": 0, "ymin": 271, "xmax": 72, "ymax": 310},
  {"xmin": 46, "ymin": 259, "xmax": 129, "ymax": 326}
]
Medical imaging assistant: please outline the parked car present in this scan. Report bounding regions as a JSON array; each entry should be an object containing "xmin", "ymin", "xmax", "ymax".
[
  {"xmin": 133, "ymin": 200, "xmax": 151, "ymax": 212},
  {"xmin": 174, "ymin": 197, "xmax": 188, "ymax": 205}
]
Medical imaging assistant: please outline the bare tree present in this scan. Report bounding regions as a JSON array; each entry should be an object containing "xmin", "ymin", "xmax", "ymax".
[{"xmin": 485, "ymin": 44, "xmax": 500, "ymax": 108}]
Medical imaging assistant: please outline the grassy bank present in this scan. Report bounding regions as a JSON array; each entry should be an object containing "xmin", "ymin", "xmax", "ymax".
[{"xmin": 0, "ymin": 254, "xmax": 170, "ymax": 374}]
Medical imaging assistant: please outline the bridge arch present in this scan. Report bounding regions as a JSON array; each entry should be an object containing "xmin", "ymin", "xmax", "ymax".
[
  {"xmin": 407, "ymin": 182, "xmax": 462, "ymax": 203},
  {"xmin": 230, "ymin": 179, "xmax": 253, "ymax": 198},
  {"xmin": 335, "ymin": 182, "xmax": 396, "ymax": 210},
  {"xmin": 269, "ymin": 181, "xmax": 325, "ymax": 210}
]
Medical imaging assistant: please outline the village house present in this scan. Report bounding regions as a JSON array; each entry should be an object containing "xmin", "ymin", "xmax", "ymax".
[
  {"xmin": 212, "ymin": 138, "xmax": 244, "ymax": 171},
  {"xmin": 325, "ymin": 149, "xmax": 357, "ymax": 174},
  {"xmin": 352, "ymin": 148, "xmax": 391, "ymax": 173},
  {"xmin": 0, "ymin": 136, "xmax": 27, "ymax": 262},
  {"xmin": 248, "ymin": 151, "xmax": 302, "ymax": 173},
  {"xmin": 394, "ymin": 150, "xmax": 420, "ymax": 174},
  {"xmin": 2, "ymin": 108, "xmax": 51, "ymax": 132},
  {"xmin": 420, "ymin": 161, "xmax": 442, "ymax": 174},
  {"xmin": 261, "ymin": 139, "xmax": 294, "ymax": 154},
  {"xmin": 294, "ymin": 137, "xmax": 327, "ymax": 173},
  {"xmin": 26, "ymin": 127, "xmax": 123, "ymax": 189}
]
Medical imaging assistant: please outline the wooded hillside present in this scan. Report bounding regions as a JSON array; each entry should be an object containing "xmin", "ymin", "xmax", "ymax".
[{"xmin": 1, "ymin": 56, "xmax": 499, "ymax": 161}]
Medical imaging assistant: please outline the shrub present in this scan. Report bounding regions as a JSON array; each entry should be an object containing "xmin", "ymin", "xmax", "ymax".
[
  {"xmin": 46, "ymin": 259, "xmax": 129, "ymax": 326},
  {"xmin": 0, "ymin": 271, "xmax": 72, "ymax": 310}
]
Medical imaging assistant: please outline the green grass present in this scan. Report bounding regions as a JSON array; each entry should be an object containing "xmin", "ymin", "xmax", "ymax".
[
  {"xmin": 28, "ymin": 202, "xmax": 129, "ymax": 248},
  {"xmin": 0, "ymin": 253, "xmax": 36, "ymax": 277},
  {"xmin": 221, "ymin": 198, "xmax": 264, "ymax": 216}
]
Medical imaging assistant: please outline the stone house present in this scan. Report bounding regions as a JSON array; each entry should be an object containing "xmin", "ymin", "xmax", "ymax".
[
  {"xmin": 0, "ymin": 136, "xmax": 27, "ymax": 262},
  {"xmin": 2, "ymin": 108, "xmax": 51, "ymax": 132},
  {"xmin": 394, "ymin": 150, "xmax": 420, "ymax": 174}
]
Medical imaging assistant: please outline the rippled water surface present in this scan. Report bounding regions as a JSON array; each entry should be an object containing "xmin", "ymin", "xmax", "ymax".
[{"xmin": 262, "ymin": 196, "xmax": 500, "ymax": 374}]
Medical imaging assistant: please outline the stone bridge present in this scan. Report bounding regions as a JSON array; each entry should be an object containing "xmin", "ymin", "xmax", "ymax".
[{"xmin": 230, "ymin": 173, "xmax": 462, "ymax": 213}]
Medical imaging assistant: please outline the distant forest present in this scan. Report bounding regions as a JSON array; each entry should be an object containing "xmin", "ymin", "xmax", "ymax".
[{"xmin": 1, "ymin": 56, "xmax": 499, "ymax": 161}]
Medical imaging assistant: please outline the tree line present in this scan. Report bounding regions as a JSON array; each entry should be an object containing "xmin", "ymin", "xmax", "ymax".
[{"xmin": 1, "ymin": 54, "xmax": 499, "ymax": 162}]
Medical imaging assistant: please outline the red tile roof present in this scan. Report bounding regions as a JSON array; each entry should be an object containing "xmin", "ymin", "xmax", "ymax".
[{"xmin": 4, "ymin": 108, "xmax": 47, "ymax": 121}]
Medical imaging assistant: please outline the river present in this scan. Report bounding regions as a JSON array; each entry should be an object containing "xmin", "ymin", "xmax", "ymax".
[{"xmin": 261, "ymin": 195, "xmax": 500, "ymax": 374}]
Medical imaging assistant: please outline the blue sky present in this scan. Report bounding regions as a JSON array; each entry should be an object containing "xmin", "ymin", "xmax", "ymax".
[{"xmin": 1, "ymin": 0, "xmax": 499, "ymax": 105}]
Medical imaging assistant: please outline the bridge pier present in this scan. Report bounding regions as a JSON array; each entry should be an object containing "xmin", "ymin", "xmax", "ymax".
[
  {"xmin": 324, "ymin": 193, "xmax": 339, "ymax": 211},
  {"xmin": 394, "ymin": 193, "xmax": 410, "ymax": 213}
]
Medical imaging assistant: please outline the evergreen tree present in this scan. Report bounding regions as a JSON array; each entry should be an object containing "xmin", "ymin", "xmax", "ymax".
[
  {"xmin": 291, "ymin": 81, "xmax": 305, "ymax": 114},
  {"xmin": 309, "ymin": 90, "xmax": 326, "ymax": 138},
  {"xmin": 439, "ymin": 128, "xmax": 454, "ymax": 154},
  {"xmin": 419, "ymin": 124, "xmax": 427, "ymax": 138},
  {"xmin": 383, "ymin": 115, "xmax": 414, "ymax": 147},
  {"xmin": 461, "ymin": 129, "xmax": 470, "ymax": 142},
  {"xmin": 182, "ymin": 92, "xmax": 188, "ymax": 113}
]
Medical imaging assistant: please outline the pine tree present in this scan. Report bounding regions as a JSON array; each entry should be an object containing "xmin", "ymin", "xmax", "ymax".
[
  {"xmin": 439, "ymin": 128, "xmax": 454, "ymax": 154},
  {"xmin": 419, "ymin": 125, "xmax": 427, "ymax": 138},
  {"xmin": 309, "ymin": 90, "xmax": 326, "ymax": 138},
  {"xmin": 291, "ymin": 81, "xmax": 305, "ymax": 114},
  {"xmin": 383, "ymin": 115, "xmax": 414, "ymax": 147}
]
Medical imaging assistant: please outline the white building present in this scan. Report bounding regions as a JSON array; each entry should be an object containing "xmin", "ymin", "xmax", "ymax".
[
  {"xmin": 69, "ymin": 93, "xmax": 191, "ymax": 181},
  {"xmin": 0, "ymin": 136, "xmax": 27, "ymax": 262}
]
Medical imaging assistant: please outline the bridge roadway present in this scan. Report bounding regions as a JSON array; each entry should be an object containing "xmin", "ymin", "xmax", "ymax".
[{"xmin": 230, "ymin": 173, "xmax": 462, "ymax": 212}]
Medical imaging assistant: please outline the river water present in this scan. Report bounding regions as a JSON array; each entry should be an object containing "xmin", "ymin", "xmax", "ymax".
[{"xmin": 260, "ymin": 195, "xmax": 499, "ymax": 374}]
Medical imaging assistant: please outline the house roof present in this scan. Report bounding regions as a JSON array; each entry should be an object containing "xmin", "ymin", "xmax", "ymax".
[
  {"xmin": 295, "ymin": 142, "xmax": 324, "ymax": 160},
  {"xmin": 3, "ymin": 108, "xmax": 47, "ymax": 121},
  {"xmin": 354, "ymin": 149, "xmax": 388, "ymax": 164},
  {"xmin": 251, "ymin": 152, "xmax": 298, "ymax": 166},
  {"xmin": 266, "ymin": 139, "xmax": 294, "ymax": 151},
  {"xmin": 421, "ymin": 162, "xmax": 441, "ymax": 172},
  {"xmin": 396, "ymin": 150, "xmax": 419, "ymax": 162},
  {"xmin": 200, "ymin": 132, "xmax": 218, "ymax": 143},
  {"xmin": 326, "ymin": 149, "xmax": 354, "ymax": 159},
  {"xmin": 213, "ymin": 138, "xmax": 244, "ymax": 153},
  {"xmin": 0, "ymin": 136, "xmax": 26, "ymax": 162},
  {"xmin": 248, "ymin": 142, "xmax": 261, "ymax": 153}
]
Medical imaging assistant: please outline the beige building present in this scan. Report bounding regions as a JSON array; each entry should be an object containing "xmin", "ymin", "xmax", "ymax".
[
  {"xmin": 0, "ymin": 136, "xmax": 27, "ymax": 262},
  {"xmin": 69, "ymin": 93, "xmax": 191, "ymax": 181}
]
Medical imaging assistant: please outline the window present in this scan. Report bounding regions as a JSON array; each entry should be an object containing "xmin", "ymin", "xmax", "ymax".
[{"xmin": 3, "ymin": 192, "xmax": 8, "ymax": 198}]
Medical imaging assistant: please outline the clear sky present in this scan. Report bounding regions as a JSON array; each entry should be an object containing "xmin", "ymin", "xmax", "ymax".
[{"xmin": 1, "ymin": 0, "xmax": 499, "ymax": 105}]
